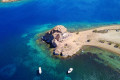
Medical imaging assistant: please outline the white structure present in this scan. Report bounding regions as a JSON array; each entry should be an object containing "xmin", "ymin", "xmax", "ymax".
[
  {"xmin": 39, "ymin": 67, "xmax": 42, "ymax": 74},
  {"xmin": 67, "ymin": 68, "xmax": 73, "ymax": 74}
]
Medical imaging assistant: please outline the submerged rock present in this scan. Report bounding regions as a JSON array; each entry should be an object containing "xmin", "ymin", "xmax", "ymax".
[
  {"xmin": 33, "ymin": 76, "xmax": 41, "ymax": 80},
  {"xmin": 64, "ymin": 76, "xmax": 72, "ymax": 80}
]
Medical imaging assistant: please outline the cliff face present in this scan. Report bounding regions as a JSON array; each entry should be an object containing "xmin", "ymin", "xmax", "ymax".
[{"xmin": 42, "ymin": 25, "xmax": 67, "ymax": 47}]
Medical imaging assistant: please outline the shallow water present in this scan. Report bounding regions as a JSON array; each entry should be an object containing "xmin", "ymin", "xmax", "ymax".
[{"xmin": 0, "ymin": 0, "xmax": 120, "ymax": 80}]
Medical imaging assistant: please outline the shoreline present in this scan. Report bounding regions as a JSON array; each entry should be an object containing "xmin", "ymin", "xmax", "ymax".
[{"xmin": 39, "ymin": 25, "xmax": 120, "ymax": 58}]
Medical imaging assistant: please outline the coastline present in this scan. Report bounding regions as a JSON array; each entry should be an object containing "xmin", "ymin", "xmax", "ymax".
[
  {"xmin": 33, "ymin": 24, "xmax": 120, "ymax": 74},
  {"xmin": 40, "ymin": 25, "xmax": 120, "ymax": 58}
]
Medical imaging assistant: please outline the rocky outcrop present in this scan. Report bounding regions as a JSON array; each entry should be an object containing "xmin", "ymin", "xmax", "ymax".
[
  {"xmin": 42, "ymin": 25, "xmax": 81, "ymax": 57},
  {"xmin": 42, "ymin": 25, "xmax": 67, "ymax": 47}
]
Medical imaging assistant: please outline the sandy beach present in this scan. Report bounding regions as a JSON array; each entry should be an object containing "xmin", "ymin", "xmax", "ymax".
[{"xmin": 78, "ymin": 25, "xmax": 120, "ymax": 55}]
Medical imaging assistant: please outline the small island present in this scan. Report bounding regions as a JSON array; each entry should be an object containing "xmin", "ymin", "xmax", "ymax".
[
  {"xmin": 41, "ymin": 25, "xmax": 120, "ymax": 58},
  {"xmin": 1, "ymin": 0, "xmax": 18, "ymax": 2}
]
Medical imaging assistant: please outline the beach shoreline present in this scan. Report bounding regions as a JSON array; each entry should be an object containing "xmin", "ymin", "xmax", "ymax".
[{"xmin": 39, "ymin": 25, "xmax": 120, "ymax": 58}]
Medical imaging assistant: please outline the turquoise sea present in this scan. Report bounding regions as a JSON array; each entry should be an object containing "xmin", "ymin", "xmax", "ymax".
[{"xmin": 0, "ymin": 0, "xmax": 120, "ymax": 80}]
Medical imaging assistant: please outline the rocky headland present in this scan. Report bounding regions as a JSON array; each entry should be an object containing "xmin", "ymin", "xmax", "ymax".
[{"xmin": 41, "ymin": 25, "xmax": 120, "ymax": 58}]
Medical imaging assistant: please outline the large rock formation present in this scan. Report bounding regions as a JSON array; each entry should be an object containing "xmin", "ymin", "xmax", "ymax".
[
  {"xmin": 42, "ymin": 25, "xmax": 67, "ymax": 47},
  {"xmin": 42, "ymin": 25, "xmax": 81, "ymax": 57}
]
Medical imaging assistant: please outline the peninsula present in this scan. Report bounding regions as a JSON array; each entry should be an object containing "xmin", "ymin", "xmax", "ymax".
[{"xmin": 41, "ymin": 25, "xmax": 120, "ymax": 58}]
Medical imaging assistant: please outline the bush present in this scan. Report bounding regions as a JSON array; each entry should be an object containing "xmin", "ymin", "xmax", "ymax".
[
  {"xmin": 76, "ymin": 32, "xmax": 79, "ymax": 34},
  {"xmin": 93, "ymin": 29, "xmax": 108, "ymax": 33},
  {"xmin": 108, "ymin": 41, "xmax": 113, "ymax": 45},
  {"xmin": 97, "ymin": 30, "xmax": 108, "ymax": 33},
  {"xmin": 99, "ymin": 40, "xmax": 105, "ymax": 43},
  {"xmin": 93, "ymin": 30, "xmax": 97, "ymax": 32},
  {"xmin": 114, "ymin": 44, "xmax": 120, "ymax": 48}
]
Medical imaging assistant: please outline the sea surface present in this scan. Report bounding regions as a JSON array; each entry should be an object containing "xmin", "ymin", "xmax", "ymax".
[{"xmin": 0, "ymin": 0, "xmax": 120, "ymax": 80}]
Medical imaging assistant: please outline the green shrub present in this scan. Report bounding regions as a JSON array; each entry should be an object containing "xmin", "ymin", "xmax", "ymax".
[
  {"xmin": 99, "ymin": 40, "xmax": 105, "ymax": 43},
  {"xmin": 114, "ymin": 44, "xmax": 120, "ymax": 48},
  {"xmin": 108, "ymin": 41, "xmax": 113, "ymax": 45},
  {"xmin": 76, "ymin": 32, "xmax": 79, "ymax": 34},
  {"xmin": 93, "ymin": 30, "xmax": 97, "ymax": 32},
  {"xmin": 97, "ymin": 30, "xmax": 108, "ymax": 33}
]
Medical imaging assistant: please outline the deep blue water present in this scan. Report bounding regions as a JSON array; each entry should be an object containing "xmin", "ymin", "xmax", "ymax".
[{"xmin": 0, "ymin": 0, "xmax": 120, "ymax": 80}]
